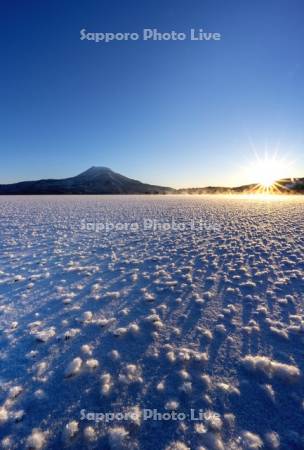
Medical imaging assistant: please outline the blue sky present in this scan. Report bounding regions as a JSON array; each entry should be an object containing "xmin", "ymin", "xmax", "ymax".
[{"xmin": 1, "ymin": 0, "xmax": 304, "ymax": 187}]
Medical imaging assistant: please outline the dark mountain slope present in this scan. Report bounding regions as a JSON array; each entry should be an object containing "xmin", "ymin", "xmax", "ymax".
[{"xmin": 0, "ymin": 167, "xmax": 174, "ymax": 195}]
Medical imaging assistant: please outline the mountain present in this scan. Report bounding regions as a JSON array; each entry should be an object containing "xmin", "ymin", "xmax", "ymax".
[
  {"xmin": 0, "ymin": 167, "xmax": 174, "ymax": 195},
  {"xmin": 1, "ymin": 169, "xmax": 303, "ymax": 195}
]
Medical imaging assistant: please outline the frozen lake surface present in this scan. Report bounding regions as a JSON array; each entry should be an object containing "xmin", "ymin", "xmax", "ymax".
[{"xmin": 0, "ymin": 195, "xmax": 304, "ymax": 449}]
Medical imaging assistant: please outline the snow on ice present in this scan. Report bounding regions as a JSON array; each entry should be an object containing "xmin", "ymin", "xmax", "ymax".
[{"xmin": 0, "ymin": 195, "xmax": 304, "ymax": 449}]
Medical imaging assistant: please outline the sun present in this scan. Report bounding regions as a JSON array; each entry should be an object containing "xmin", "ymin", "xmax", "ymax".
[
  {"xmin": 251, "ymin": 155, "xmax": 284, "ymax": 189},
  {"xmin": 247, "ymin": 153, "xmax": 293, "ymax": 194}
]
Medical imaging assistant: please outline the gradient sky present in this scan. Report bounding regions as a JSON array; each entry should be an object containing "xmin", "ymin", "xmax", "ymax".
[{"xmin": 1, "ymin": 0, "xmax": 304, "ymax": 188}]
